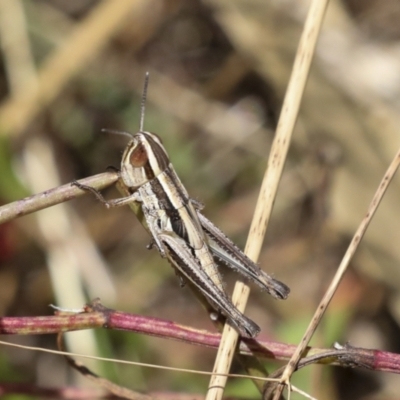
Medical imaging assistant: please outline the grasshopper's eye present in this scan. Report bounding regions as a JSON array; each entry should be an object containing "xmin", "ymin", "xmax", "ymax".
[{"xmin": 129, "ymin": 143, "xmax": 148, "ymax": 167}]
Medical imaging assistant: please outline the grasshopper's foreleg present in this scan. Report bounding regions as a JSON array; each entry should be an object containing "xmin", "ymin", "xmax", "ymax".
[{"xmin": 72, "ymin": 181, "xmax": 141, "ymax": 208}]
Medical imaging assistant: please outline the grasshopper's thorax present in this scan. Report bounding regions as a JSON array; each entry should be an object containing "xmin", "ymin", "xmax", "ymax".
[{"xmin": 120, "ymin": 131, "xmax": 170, "ymax": 189}]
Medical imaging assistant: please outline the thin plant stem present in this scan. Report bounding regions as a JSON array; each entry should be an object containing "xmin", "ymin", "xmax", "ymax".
[
  {"xmin": 0, "ymin": 172, "xmax": 118, "ymax": 225},
  {"xmin": 206, "ymin": 0, "xmax": 329, "ymax": 399},
  {"xmin": 272, "ymin": 145, "xmax": 400, "ymax": 399}
]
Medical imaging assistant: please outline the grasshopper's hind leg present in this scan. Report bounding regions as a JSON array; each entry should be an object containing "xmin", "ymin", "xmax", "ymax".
[{"xmin": 160, "ymin": 232, "xmax": 260, "ymax": 338}]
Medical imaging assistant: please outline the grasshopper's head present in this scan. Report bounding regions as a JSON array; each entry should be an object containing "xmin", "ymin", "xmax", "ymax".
[
  {"xmin": 118, "ymin": 73, "xmax": 170, "ymax": 188},
  {"xmin": 120, "ymin": 130, "xmax": 170, "ymax": 188}
]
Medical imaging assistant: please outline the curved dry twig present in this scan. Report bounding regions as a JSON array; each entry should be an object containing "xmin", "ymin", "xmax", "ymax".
[{"xmin": 0, "ymin": 172, "xmax": 118, "ymax": 225}]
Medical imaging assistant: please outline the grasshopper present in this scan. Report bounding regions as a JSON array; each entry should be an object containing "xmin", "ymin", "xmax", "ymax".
[{"xmin": 74, "ymin": 74, "xmax": 289, "ymax": 338}]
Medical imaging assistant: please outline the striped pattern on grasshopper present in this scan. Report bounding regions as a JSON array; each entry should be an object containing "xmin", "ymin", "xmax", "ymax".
[{"xmin": 74, "ymin": 76, "xmax": 289, "ymax": 338}]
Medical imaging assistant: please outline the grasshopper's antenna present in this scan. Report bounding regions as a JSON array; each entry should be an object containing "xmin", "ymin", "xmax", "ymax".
[
  {"xmin": 140, "ymin": 72, "xmax": 149, "ymax": 132},
  {"xmin": 101, "ymin": 129, "xmax": 133, "ymax": 139}
]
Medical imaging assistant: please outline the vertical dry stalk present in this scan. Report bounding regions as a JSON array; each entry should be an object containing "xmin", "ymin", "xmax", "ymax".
[
  {"xmin": 0, "ymin": 0, "xmax": 116, "ymax": 369},
  {"xmin": 206, "ymin": 0, "xmax": 329, "ymax": 399},
  {"xmin": 21, "ymin": 137, "xmax": 116, "ymax": 370}
]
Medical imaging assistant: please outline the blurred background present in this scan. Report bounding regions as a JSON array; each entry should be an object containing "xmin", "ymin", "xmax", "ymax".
[{"xmin": 1, "ymin": 0, "xmax": 400, "ymax": 399}]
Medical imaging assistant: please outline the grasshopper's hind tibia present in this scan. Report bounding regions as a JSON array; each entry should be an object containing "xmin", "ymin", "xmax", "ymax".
[{"xmin": 159, "ymin": 231, "xmax": 260, "ymax": 338}]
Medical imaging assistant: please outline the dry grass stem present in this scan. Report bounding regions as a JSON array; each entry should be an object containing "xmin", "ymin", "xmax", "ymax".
[{"xmin": 206, "ymin": 0, "xmax": 329, "ymax": 399}]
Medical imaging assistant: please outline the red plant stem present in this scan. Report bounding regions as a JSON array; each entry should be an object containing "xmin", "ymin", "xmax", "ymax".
[{"xmin": 0, "ymin": 299, "xmax": 398, "ymax": 374}]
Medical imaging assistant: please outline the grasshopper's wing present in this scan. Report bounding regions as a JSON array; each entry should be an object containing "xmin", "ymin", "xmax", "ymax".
[
  {"xmin": 197, "ymin": 212, "xmax": 290, "ymax": 300},
  {"xmin": 158, "ymin": 231, "xmax": 260, "ymax": 338}
]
